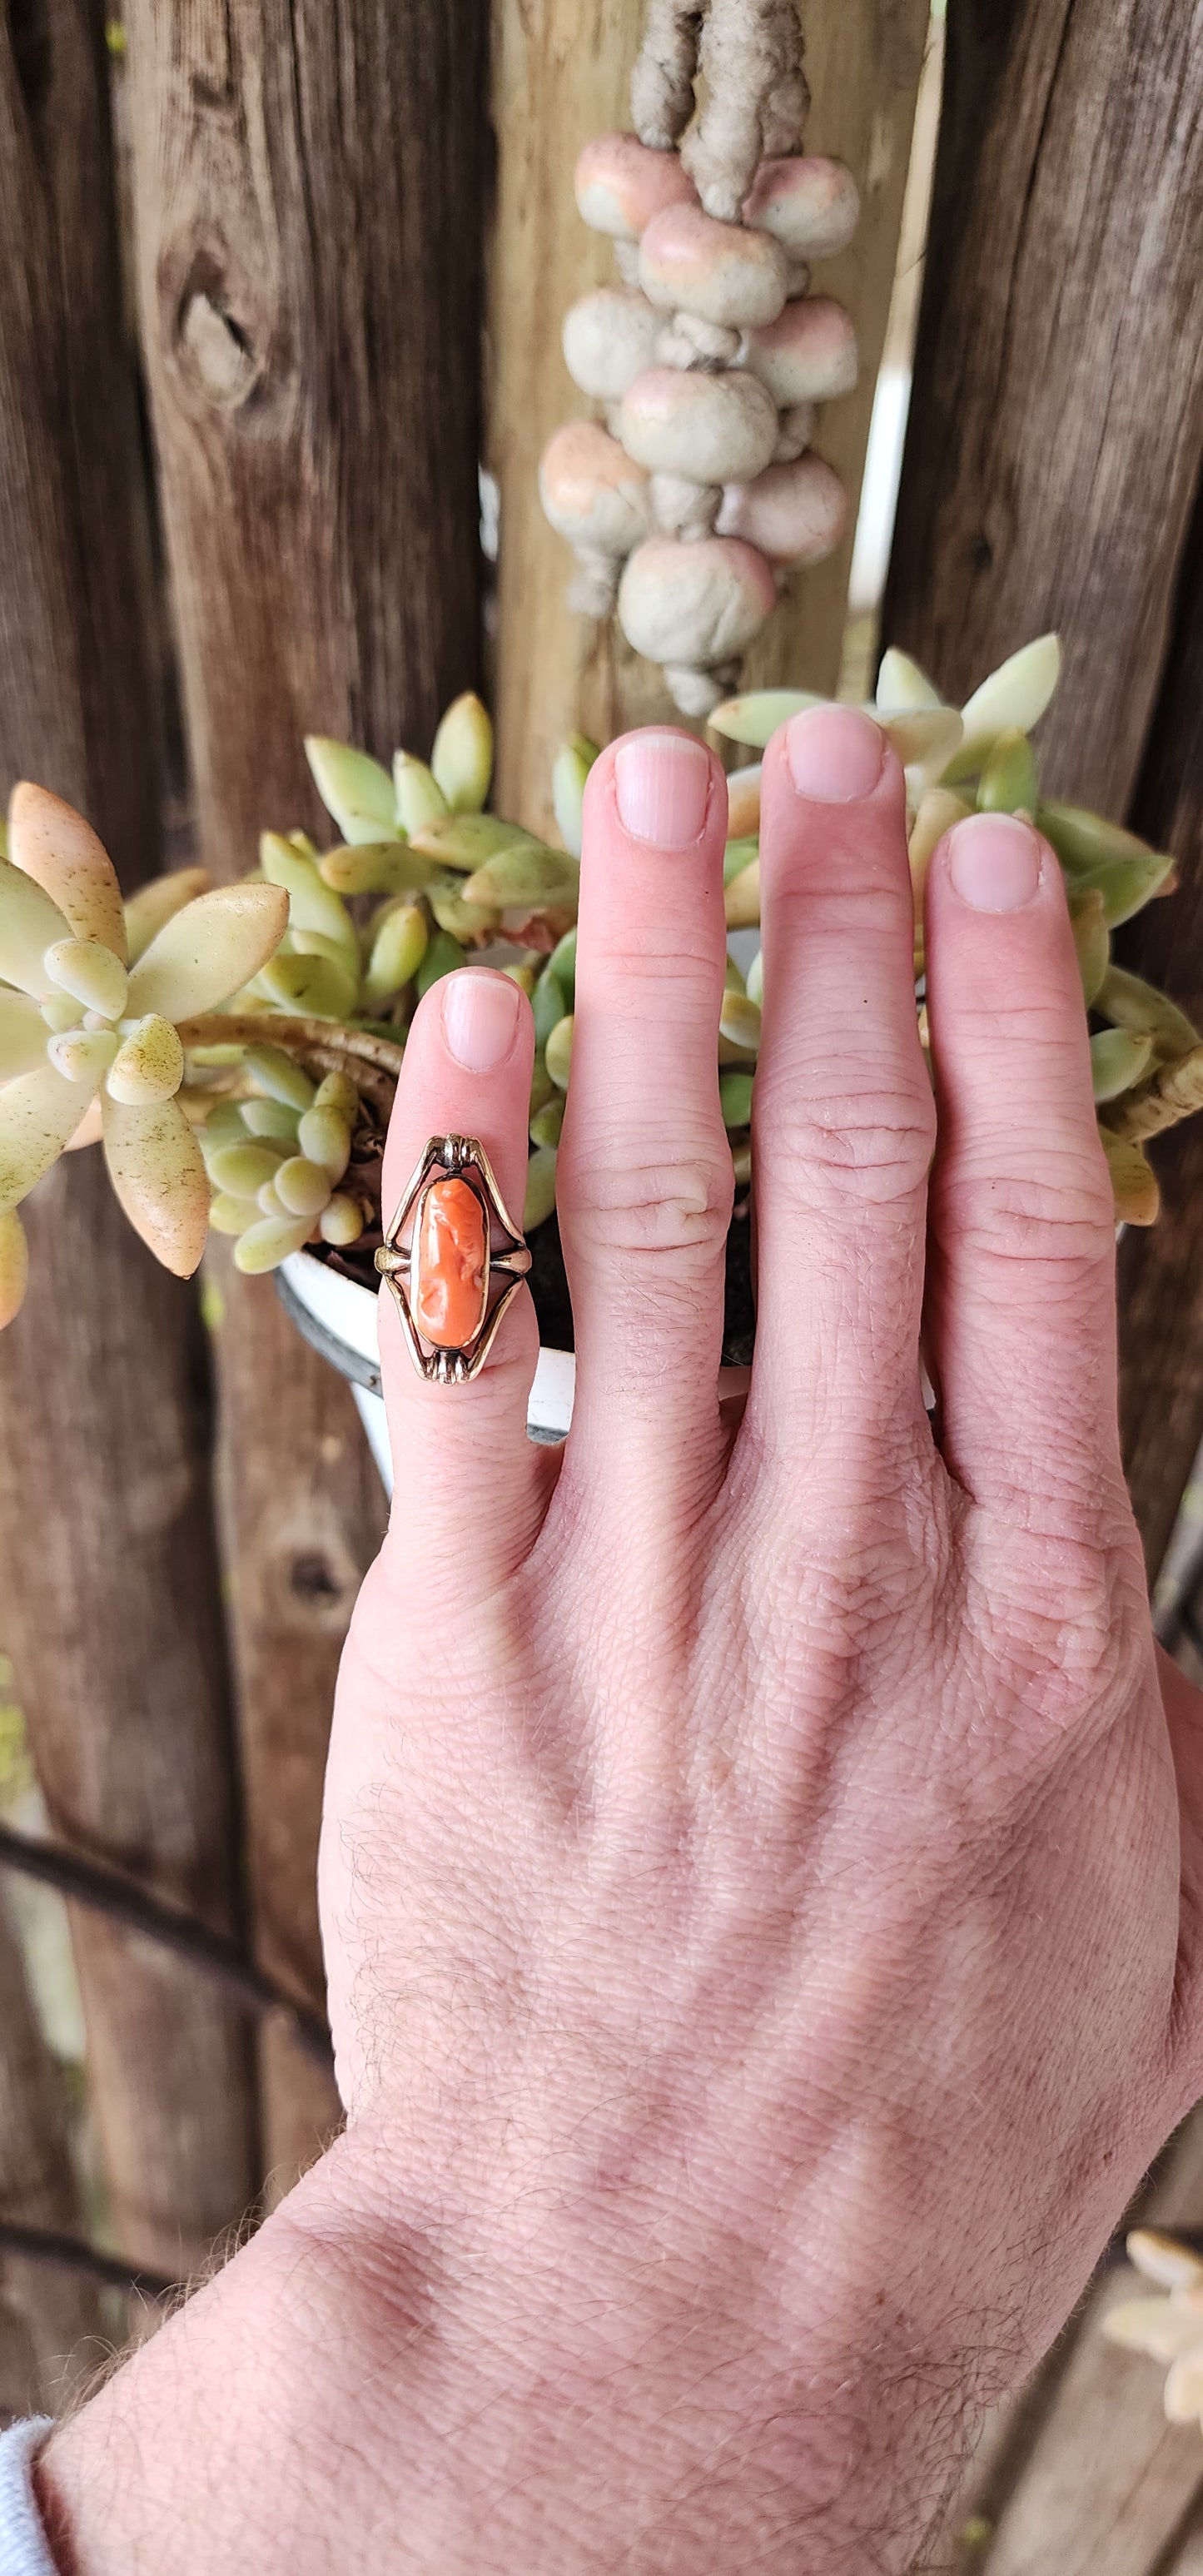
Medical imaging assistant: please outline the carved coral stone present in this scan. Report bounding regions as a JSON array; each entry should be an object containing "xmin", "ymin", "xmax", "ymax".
[{"xmin": 410, "ymin": 1175, "xmax": 488, "ymax": 1350}]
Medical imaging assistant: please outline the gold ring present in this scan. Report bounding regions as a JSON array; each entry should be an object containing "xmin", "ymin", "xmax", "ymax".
[{"xmin": 375, "ymin": 1133, "xmax": 532, "ymax": 1385}]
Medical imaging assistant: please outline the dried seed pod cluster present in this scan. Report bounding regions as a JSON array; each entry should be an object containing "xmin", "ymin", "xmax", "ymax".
[
  {"xmin": 542, "ymin": 121, "xmax": 859, "ymax": 714},
  {"xmin": 708, "ymin": 633, "xmax": 1201, "ymax": 1226}
]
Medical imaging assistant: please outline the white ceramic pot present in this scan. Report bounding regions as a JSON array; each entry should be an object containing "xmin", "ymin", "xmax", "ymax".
[{"xmin": 277, "ymin": 1250, "xmax": 577, "ymax": 1494}]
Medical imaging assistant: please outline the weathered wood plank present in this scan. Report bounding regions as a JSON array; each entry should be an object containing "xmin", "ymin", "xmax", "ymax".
[
  {"xmin": 0, "ymin": 0, "xmax": 256, "ymax": 2277},
  {"xmin": 1115, "ymin": 480, "xmax": 1203, "ymax": 1580},
  {"xmin": 125, "ymin": 0, "xmax": 490, "ymax": 2180},
  {"xmin": 0, "ymin": 1905, "xmax": 104, "ymax": 2423},
  {"xmin": 953, "ymin": 2113, "xmax": 1203, "ymax": 2576},
  {"xmin": 882, "ymin": 0, "xmax": 1203, "ymax": 821},
  {"xmin": 490, "ymin": 0, "xmax": 929, "ymax": 838}
]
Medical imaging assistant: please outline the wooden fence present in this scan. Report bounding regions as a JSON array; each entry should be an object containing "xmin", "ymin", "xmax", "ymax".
[{"xmin": 2, "ymin": 0, "xmax": 1203, "ymax": 2562}]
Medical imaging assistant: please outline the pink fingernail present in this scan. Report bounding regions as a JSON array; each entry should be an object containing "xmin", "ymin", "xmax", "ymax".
[
  {"xmin": 786, "ymin": 704, "xmax": 885, "ymax": 803},
  {"xmin": 947, "ymin": 813, "xmax": 1041, "ymax": 913},
  {"xmin": 440, "ymin": 969, "xmax": 521, "ymax": 1072},
  {"xmin": 614, "ymin": 731, "xmax": 710, "ymax": 846}
]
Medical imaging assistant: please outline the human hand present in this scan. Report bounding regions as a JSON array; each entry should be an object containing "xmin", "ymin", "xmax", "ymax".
[
  {"xmin": 39, "ymin": 709, "xmax": 1203, "ymax": 2575},
  {"xmin": 315, "ymin": 708, "xmax": 1203, "ymax": 2567}
]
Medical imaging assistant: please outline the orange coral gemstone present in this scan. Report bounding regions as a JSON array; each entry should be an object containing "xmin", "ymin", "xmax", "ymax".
[{"xmin": 410, "ymin": 1175, "xmax": 488, "ymax": 1350}]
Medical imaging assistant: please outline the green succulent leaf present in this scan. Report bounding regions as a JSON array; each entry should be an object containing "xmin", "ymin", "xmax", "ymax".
[
  {"xmin": 708, "ymin": 689, "xmax": 823, "ymax": 749},
  {"xmin": 462, "ymin": 845, "xmax": 579, "ymax": 909},
  {"xmin": 7, "ymin": 784, "xmax": 127, "ymax": 962},
  {"xmin": 1094, "ymin": 965, "xmax": 1197, "ymax": 1063},
  {"xmin": 319, "ymin": 843, "xmax": 435, "ymax": 897},
  {"xmin": 1091, "ymin": 1027, "xmax": 1154, "ymax": 1102},
  {"xmin": 1067, "ymin": 888, "xmax": 1110, "ymax": 1006},
  {"xmin": 0, "ymin": 858, "xmax": 72, "ymax": 997},
  {"xmin": 718, "ymin": 1067, "xmax": 754, "ymax": 1129},
  {"xmin": 414, "ymin": 929, "xmax": 466, "ymax": 997},
  {"xmin": 259, "ymin": 833, "xmax": 359, "ymax": 972},
  {"xmin": 552, "ymin": 736, "xmax": 599, "ymax": 859},
  {"xmin": 256, "ymin": 947, "xmax": 359, "ymax": 1022},
  {"xmin": 945, "ymin": 634, "xmax": 1061, "ymax": 780},
  {"xmin": 523, "ymin": 1145, "xmax": 559, "ymax": 1231},
  {"xmin": 0, "ymin": 1058, "xmax": 102, "ymax": 1213},
  {"xmin": 127, "ymin": 883, "xmax": 290, "ymax": 1022},
  {"xmin": 1064, "ymin": 850, "xmax": 1174, "ymax": 927},
  {"xmin": 392, "ymin": 753, "xmax": 449, "ymax": 838},
  {"xmin": 409, "ymin": 813, "xmax": 545, "ymax": 874},
  {"xmin": 102, "ymin": 1092, "xmax": 211, "ymax": 1276},
  {"xmin": 977, "ymin": 728, "xmax": 1039, "ymax": 816},
  {"xmin": 123, "ymin": 868, "xmax": 211, "ymax": 965},
  {"xmin": 0, "ymin": 1206, "xmax": 28, "ymax": 1327},
  {"xmin": 875, "ymin": 649, "xmax": 942, "ymax": 714},
  {"xmin": 1038, "ymin": 800, "xmax": 1167, "ymax": 877},
  {"xmin": 723, "ymin": 834, "xmax": 760, "ymax": 888},
  {"xmin": 304, "ymin": 738, "xmax": 400, "ymax": 846},
  {"xmin": 0, "ymin": 987, "xmax": 51, "ymax": 1081},
  {"xmin": 430, "ymin": 693, "xmax": 494, "ymax": 813}
]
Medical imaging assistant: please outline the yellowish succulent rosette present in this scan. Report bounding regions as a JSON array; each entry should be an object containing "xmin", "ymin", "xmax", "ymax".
[
  {"xmin": 1103, "ymin": 2230, "xmax": 1203, "ymax": 2426},
  {"xmin": 0, "ymin": 785, "xmax": 288, "ymax": 1328},
  {"xmin": 708, "ymin": 634, "xmax": 1203, "ymax": 1226}
]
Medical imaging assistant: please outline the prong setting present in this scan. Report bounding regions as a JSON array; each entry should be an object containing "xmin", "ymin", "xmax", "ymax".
[{"xmin": 375, "ymin": 1133, "xmax": 532, "ymax": 1382}]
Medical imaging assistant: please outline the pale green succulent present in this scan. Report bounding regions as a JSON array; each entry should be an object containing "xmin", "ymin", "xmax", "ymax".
[
  {"xmin": 4, "ymin": 649, "xmax": 1198, "ymax": 1342},
  {"xmin": 709, "ymin": 634, "xmax": 1203, "ymax": 1226},
  {"xmin": 0, "ymin": 783, "xmax": 289, "ymax": 1324}
]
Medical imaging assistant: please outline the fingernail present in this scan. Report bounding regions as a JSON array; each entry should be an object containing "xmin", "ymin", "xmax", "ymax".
[
  {"xmin": 786, "ymin": 704, "xmax": 885, "ymax": 803},
  {"xmin": 440, "ymin": 969, "xmax": 521, "ymax": 1072},
  {"xmin": 947, "ymin": 813, "xmax": 1041, "ymax": 913},
  {"xmin": 614, "ymin": 731, "xmax": 710, "ymax": 845}
]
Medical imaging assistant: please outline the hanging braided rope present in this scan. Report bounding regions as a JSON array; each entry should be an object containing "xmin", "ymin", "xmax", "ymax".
[{"xmin": 540, "ymin": 0, "xmax": 858, "ymax": 715}]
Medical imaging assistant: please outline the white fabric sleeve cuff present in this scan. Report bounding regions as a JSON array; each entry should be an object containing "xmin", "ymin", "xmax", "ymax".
[{"xmin": 0, "ymin": 2421, "xmax": 58, "ymax": 2576}]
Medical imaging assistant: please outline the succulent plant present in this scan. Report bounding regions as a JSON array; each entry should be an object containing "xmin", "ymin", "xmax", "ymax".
[
  {"xmin": 708, "ymin": 633, "xmax": 1202, "ymax": 1227},
  {"xmin": 1102, "ymin": 2231, "xmax": 1203, "ymax": 2427},
  {"xmin": 2, "ymin": 649, "xmax": 1199, "ymax": 1335},
  {"xmin": 0, "ymin": 695, "xmax": 580, "ymax": 1327},
  {"xmin": 0, "ymin": 788, "xmax": 288, "ymax": 1314}
]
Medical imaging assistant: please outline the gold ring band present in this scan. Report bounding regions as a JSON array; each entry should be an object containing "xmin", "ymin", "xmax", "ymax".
[{"xmin": 375, "ymin": 1133, "xmax": 532, "ymax": 1384}]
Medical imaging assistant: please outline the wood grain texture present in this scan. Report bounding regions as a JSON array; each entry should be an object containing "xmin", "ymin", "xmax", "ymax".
[
  {"xmin": 1116, "ymin": 478, "xmax": 1203, "ymax": 1579},
  {"xmin": 0, "ymin": 1904, "xmax": 104, "ymax": 2423},
  {"xmin": 124, "ymin": 0, "xmax": 488, "ymax": 2176},
  {"xmin": 0, "ymin": 0, "xmax": 256, "ymax": 2277},
  {"xmin": 489, "ymin": 0, "xmax": 928, "ymax": 837},
  {"xmin": 882, "ymin": 0, "xmax": 1203, "ymax": 818},
  {"xmin": 949, "ymin": 2111, "xmax": 1203, "ymax": 2576}
]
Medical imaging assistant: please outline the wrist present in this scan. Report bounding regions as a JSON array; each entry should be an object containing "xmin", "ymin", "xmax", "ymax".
[{"xmin": 36, "ymin": 2125, "xmax": 976, "ymax": 2576}]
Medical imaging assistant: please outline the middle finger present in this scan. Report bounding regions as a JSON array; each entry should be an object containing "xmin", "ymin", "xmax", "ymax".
[{"xmin": 743, "ymin": 704, "xmax": 936, "ymax": 1487}]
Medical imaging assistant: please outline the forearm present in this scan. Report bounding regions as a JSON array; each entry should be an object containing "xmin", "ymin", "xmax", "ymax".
[{"xmin": 34, "ymin": 2128, "xmax": 975, "ymax": 2576}]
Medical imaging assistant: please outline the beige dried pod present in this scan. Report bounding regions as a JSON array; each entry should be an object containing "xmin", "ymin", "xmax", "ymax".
[
  {"xmin": 639, "ymin": 203, "xmax": 789, "ymax": 329},
  {"xmin": 563, "ymin": 286, "xmax": 663, "ymax": 402},
  {"xmin": 743, "ymin": 156, "xmax": 861, "ymax": 261},
  {"xmin": 539, "ymin": 420, "xmax": 654, "ymax": 559},
  {"xmin": 745, "ymin": 296, "xmax": 858, "ymax": 408},
  {"xmin": 574, "ymin": 132, "xmax": 698, "ymax": 239},
  {"xmin": 717, "ymin": 453, "xmax": 847, "ymax": 567},
  {"xmin": 618, "ymin": 535, "xmax": 776, "ymax": 669},
  {"xmin": 619, "ymin": 366, "xmax": 778, "ymax": 485}
]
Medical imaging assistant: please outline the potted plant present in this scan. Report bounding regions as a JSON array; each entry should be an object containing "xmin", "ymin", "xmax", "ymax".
[{"xmin": 0, "ymin": 638, "xmax": 1200, "ymax": 1492}]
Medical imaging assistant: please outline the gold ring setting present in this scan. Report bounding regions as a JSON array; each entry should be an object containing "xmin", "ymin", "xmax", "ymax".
[{"xmin": 374, "ymin": 1133, "xmax": 532, "ymax": 1385}]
